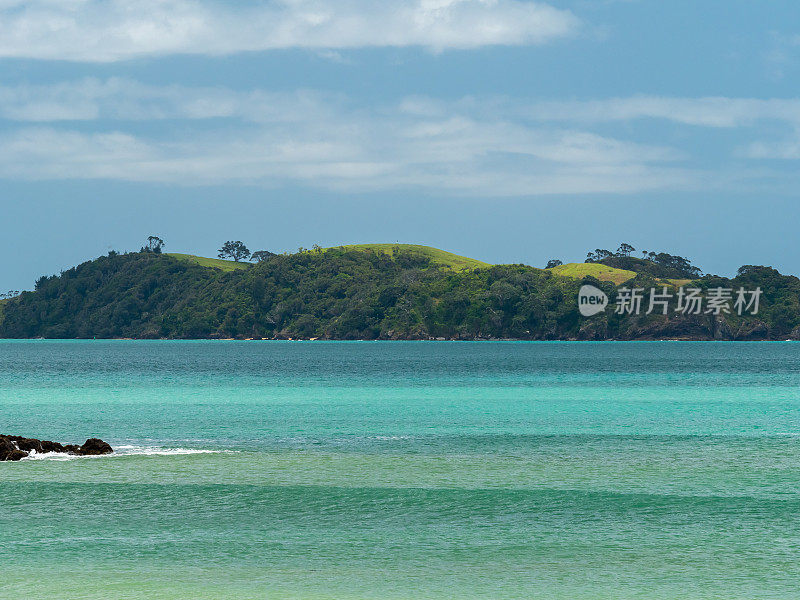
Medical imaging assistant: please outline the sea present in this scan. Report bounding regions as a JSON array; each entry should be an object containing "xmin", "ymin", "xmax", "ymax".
[{"xmin": 1, "ymin": 340, "xmax": 799, "ymax": 599}]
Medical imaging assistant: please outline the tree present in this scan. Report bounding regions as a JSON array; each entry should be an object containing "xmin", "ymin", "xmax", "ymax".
[
  {"xmin": 737, "ymin": 265, "xmax": 761, "ymax": 277},
  {"xmin": 141, "ymin": 236, "xmax": 165, "ymax": 254},
  {"xmin": 251, "ymin": 250, "xmax": 276, "ymax": 263},
  {"xmin": 617, "ymin": 243, "xmax": 635, "ymax": 257},
  {"xmin": 586, "ymin": 248, "xmax": 616, "ymax": 263},
  {"xmin": 546, "ymin": 259, "xmax": 563, "ymax": 269},
  {"xmin": 648, "ymin": 251, "xmax": 702, "ymax": 278},
  {"xmin": 218, "ymin": 241, "xmax": 251, "ymax": 262}
]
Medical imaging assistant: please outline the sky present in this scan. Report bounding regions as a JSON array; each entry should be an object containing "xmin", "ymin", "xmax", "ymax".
[{"xmin": 2, "ymin": 0, "xmax": 800, "ymax": 291}]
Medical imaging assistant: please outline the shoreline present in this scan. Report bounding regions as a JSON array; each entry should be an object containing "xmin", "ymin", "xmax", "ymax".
[{"xmin": 2, "ymin": 337, "xmax": 797, "ymax": 342}]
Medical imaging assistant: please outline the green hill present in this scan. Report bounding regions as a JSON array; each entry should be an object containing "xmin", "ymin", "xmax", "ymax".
[
  {"xmin": 167, "ymin": 253, "xmax": 250, "ymax": 272},
  {"xmin": 1, "ymin": 246, "xmax": 798, "ymax": 340},
  {"xmin": 548, "ymin": 262, "xmax": 636, "ymax": 285},
  {"xmin": 166, "ymin": 247, "xmax": 689, "ymax": 291},
  {"xmin": 548, "ymin": 262, "xmax": 693, "ymax": 288},
  {"xmin": 0, "ymin": 249, "xmax": 571, "ymax": 340},
  {"xmin": 168, "ymin": 245, "xmax": 489, "ymax": 272},
  {"xmin": 328, "ymin": 244, "xmax": 491, "ymax": 270}
]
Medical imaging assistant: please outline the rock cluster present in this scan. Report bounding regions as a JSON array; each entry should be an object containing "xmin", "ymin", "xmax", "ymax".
[{"xmin": 0, "ymin": 435, "xmax": 113, "ymax": 461}]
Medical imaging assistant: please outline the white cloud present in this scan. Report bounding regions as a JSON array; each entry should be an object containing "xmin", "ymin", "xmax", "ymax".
[
  {"xmin": 0, "ymin": 121, "xmax": 687, "ymax": 195},
  {"xmin": 0, "ymin": 78, "xmax": 340, "ymax": 122},
  {"xmin": 532, "ymin": 97, "xmax": 800, "ymax": 127},
  {"xmin": 14, "ymin": 79, "xmax": 800, "ymax": 195},
  {"xmin": 746, "ymin": 138, "xmax": 800, "ymax": 160},
  {"xmin": 14, "ymin": 79, "xmax": 800, "ymax": 129},
  {"xmin": 0, "ymin": 0, "xmax": 579, "ymax": 62},
  {"xmin": 413, "ymin": 95, "xmax": 800, "ymax": 128},
  {"xmin": 0, "ymin": 79, "xmax": 691, "ymax": 195},
  {"xmin": 764, "ymin": 32, "xmax": 800, "ymax": 80}
]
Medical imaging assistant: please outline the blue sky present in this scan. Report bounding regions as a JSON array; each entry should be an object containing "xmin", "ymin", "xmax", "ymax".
[{"xmin": 1, "ymin": 0, "xmax": 800, "ymax": 291}]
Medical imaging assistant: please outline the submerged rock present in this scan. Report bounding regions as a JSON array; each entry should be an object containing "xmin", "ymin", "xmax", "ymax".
[{"xmin": 0, "ymin": 434, "xmax": 113, "ymax": 461}]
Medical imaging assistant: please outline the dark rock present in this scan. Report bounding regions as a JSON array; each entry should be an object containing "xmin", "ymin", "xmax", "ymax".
[
  {"xmin": 0, "ymin": 434, "xmax": 113, "ymax": 461},
  {"xmin": 78, "ymin": 438, "xmax": 114, "ymax": 456},
  {"xmin": 713, "ymin": 315, "xmax": 734, "ymax": 340},
  {"xmin": 40, "ymin": 440, "xmax": 66, "ymax": 453},
  {"xmin": 9, "ymin": 436, "xmax": 44, "ymax": 453},
  {"xmin": 0, "ymin": 436, "xmax": 28, "ymax": 461},
  {"xmin": 578, "ymin": 320, "xmax": 609, "ymax": 340},
  {"xmin": 736, "ymin": 320, "xmax": 770, "ymax": 341},
  {"xmin": 620, "ymin": 314, "xmax": 715, "ymax": 340}
]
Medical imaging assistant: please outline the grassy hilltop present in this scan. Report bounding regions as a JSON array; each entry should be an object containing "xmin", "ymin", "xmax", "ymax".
[
  {"xmin": 549, "ymin": 263, "xmax": 693, "ymax": 288},
  {"xmin": 169, "ymin": 247, "xmax": 673, "ymax": 287},
  {"xmin": 167, "ymin": 253, "xmax": 250, "ymax": 272},
  {"xmin": 1, "ymin": 243, "xmax": 799, "ymax": 340},
  {"xmin": 331, "ymin": 244, "xmax": 491, "ymax": 270},
  {"xmin": 169, "ymin": 244, "xmax": 490, "ymax": 272},
  {"xmin": 549, "ymin": 263, "xmax": 636, "ymax": 286}
]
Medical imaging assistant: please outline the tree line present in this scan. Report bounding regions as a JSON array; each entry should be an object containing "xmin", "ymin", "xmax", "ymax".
[
  {"xmin": 544, "ymin": 242, "xmax": 703, "ymax": 279},
  {"xmin": 140, "ymin": 235, "xmax": 276, "ymax": 263},
  {"xmin": 2, "ymin": 243, "xmax": 799, "ymax": 340}
]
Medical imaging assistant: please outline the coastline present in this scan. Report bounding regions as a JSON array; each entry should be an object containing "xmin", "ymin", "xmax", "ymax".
[{"xmin": 4, "ymin": 336, "xmax": 797, "ymax": 342}]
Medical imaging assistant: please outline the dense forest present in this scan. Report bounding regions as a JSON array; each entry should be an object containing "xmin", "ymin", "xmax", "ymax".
[{"xmin": 1, "ymin": 245, "xmax": 799, "ymax": 340}]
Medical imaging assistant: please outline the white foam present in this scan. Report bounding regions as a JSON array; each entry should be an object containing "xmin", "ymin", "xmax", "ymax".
[
  {"xmin": 20, "ymin": 445, "xmax": 234, "ymax": 460},
  {"xmin": 22, "ymin": 450, "xmax": 83, "ymax": 461},
  {"xmin": 114, "ymin": 445, "xmax": 231, "ymax": 456}
]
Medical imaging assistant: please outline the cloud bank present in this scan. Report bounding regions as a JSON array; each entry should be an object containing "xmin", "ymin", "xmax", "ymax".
[
  {"xmin": 0, "ymin": 0, "xmax": 579, "ymax": 62},
  {"xmin": 403, "ymin": 95, "xmax": 800, "ymax": 128},
  {"xmin": 5, "ymin": 80, "xmax": 800, "ymax": 129},
  {"xmin": 0, "ymin": 79, "xmax": 797, "ymax": 195},
  {"xmin": 0, "ymin": 79, "xmax": 693, "ymax": 195}
]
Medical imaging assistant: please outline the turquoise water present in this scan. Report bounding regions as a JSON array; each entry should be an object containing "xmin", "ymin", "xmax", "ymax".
[{"xmin": 1, "ymin": 341, "xmax": 799, "ymax": 599}]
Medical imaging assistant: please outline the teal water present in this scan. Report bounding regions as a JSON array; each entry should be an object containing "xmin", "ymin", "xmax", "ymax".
[{"xmin": 1, "ymin": 341, "xmax": 799, "ymax": 599}]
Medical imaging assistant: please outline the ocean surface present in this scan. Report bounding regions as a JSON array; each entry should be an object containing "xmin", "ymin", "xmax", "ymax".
[{"xmin": 1, "ymin": 341, "xmax": 799, "ymax": 599}]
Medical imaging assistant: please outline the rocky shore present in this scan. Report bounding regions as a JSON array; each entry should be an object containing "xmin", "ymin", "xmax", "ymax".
[{"xmin": 0, "ymin": 435, "xmax": 113, "ymax": 461}]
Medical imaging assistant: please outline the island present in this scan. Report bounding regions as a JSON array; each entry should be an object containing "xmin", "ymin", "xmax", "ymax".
[{"xmin": 0, "ymin": 240, "xmax": 797, "ymax": 341}]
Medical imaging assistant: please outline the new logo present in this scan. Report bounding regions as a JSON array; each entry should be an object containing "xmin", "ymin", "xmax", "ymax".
[{"xmin": 578, "ymin": 285, "xmax": 608, "ymax": 317}]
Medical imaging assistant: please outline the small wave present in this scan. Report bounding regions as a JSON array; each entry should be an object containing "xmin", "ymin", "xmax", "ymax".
[
  {"xmin": 114, "ymin": 445, "xmax": 236, "ymax": 456},
  {"xmin": 22, "ymin": 451, "xmax": 85, "ymax": 461},
  {"xmin": 21, "ymin": 445, "xmax": 235, "ymax": 460},
  {"xmin": 278, "ymin": 435, "xmax": 415, "ymax": 444}
]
